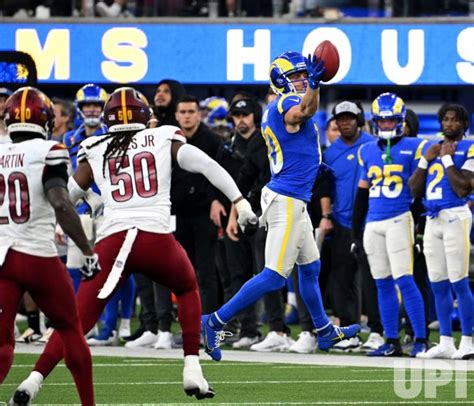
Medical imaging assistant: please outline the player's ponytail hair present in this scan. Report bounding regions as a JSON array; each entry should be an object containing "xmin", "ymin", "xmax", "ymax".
[{"xmin": 86, "ymin": 129, "xmax": 140, "ymax": 176}]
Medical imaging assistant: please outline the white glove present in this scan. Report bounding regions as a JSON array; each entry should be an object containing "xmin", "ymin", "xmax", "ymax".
[
  {"xmin": 80, "ymin": 253, "xmax": 101, "ymax": 281},
  {"xmin": 234, "ymin": 199, "xmax": 258, "ymax": 233}
]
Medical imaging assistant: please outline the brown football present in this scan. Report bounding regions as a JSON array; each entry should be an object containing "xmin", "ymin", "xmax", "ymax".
[{"xmin": 314, "ymin": 40, "xmax": 340, "ymax": 82}]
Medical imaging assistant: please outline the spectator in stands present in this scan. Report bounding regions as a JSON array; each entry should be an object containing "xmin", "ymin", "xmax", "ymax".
[
  {"xmin": 324, "ymin": 101, "xmax": 383, "ymax": 353},
  {"xmin": 172, "ymin": 95, "xmax": 222, "ymax": 313},
  {"xmin": 0, "ymin": 87, "xmax": 12, "ymax": 140},
  {"xmin": 95, "ymin": 0, "xmax": 128, "ymax": 17},
  {"xmin": 325, "ymin": 115, "xmax": 340, "ymax": 147},
  {"xmin": 153, "ymin": 79, "xmax": 186, "ymax": 126},
  {"xmin": 51, "ymin": 98, "xmax": 74, "ymax": 142}
]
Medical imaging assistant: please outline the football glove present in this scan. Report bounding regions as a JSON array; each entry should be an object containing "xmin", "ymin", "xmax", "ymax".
[
  {"xmin": 235, "ymin": 199, "xmax": 258, "ymax": 234},
  {"xmin": 304, "ymin": 54, "xmax": 326, "ymax": 90},
  {"xmin": 80, "ymin": 253, "xmax": 101, "ymax": 281}
]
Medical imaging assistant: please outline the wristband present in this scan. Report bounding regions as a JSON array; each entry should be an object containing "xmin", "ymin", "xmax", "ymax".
[
  {"xmin": 321, "ymin": 213, "xmax": 333, "ymax": 220},
  {"xmin": 417, "ymin": 157, "xmax": 428, "ymax": 170},
  {"xmin": 441, "ymin": 155, "xmax": 454, "ymax": 169}
]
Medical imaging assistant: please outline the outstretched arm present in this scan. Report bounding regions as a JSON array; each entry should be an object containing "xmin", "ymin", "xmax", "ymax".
[
  {"xmin": 171, "ymin": 142, "xmax": 257, "ymax": 229},
  {"xmin": 284, "ymin": 55, "xmax": 325, "ymax": 128}
]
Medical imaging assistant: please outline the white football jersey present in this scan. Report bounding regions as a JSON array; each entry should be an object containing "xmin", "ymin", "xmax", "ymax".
[
  {"xmin": 78, "ymin": 125, "xmax": 186, "ymax": 242},
  {"xmin": 0, "ymin": 138, "xmax": 69, "ymax": 257}
]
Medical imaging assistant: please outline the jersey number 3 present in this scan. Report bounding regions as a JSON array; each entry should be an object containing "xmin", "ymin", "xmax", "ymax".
[
  {"xmin": 108, "ymin": 152, "xmax": 158, "ymax": 202},
  {"xmin": 0, "ymin": 172, "xmax": 30, "ymax": 224}
]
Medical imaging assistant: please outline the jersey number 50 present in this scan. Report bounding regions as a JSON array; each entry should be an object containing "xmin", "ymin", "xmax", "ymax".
[{"xmin": 108, "ymin": 152, "xmax": 158, "ymax": 202}]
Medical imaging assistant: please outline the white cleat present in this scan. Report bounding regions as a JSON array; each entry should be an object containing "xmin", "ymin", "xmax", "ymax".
[
  {"xmin": 361, "ymin": 332, "xmax": 385, "ymax": 352},
  {"xmin": 9, "ymin": 371, "xmax": 43, "ymax": 406},
  {"xmin": 250, "ymin": 331, "xmax": 294, "ymax": 352},
  {"xmin": 289, "ymin": 331, "xmax": 317, "ymax": 354},
  {"xmin": 452, "ymin": 345, "xmax": 473, "ymax": 360},
  {"xmin": 183, "ymin": 355, "xmax": 215, "ymax": 400},
  {"xmin": 416, "ymin": 343, "xmax": 456, "ymax": 359},
  {"xmin": 154, "ymin": 330, "xmax": 174, "ymax": 350},
  {"xmin": 124, "ymin": 331, "xmax": 158, "ymax": 349}
]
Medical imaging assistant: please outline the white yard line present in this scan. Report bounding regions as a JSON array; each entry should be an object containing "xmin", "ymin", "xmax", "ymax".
[{"xmin": 14, "ymin": 344, "xmax": 474, "ymax": 371}]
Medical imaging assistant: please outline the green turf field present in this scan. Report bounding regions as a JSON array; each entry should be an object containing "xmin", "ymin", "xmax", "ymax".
[{"xmin": 1, "ymin": 353, "xmax": 473, "ymax": 404}]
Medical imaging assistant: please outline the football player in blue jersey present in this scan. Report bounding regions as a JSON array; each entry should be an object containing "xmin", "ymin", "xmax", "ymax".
[
  {"xmin": 352, "ymin": 92, "xmax": 428, "ymax": 357},
  {"xmin": 201, "ymin": 50, "xmax": 360, "ymax": 361},
  {"xmin": 409, "ymin": 104, "xmax": 473, "ymax": 359},
  {"xmin": 63, "ymin": 84, "xmax": 109, "ymax": 291}
]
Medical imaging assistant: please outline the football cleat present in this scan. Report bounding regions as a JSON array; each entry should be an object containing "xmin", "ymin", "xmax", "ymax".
[
  {"xmin": 317, "ymin": 324, "xmax": 361, "ymax": 352},
  {"xmin": 409, "ymin": 341, "xmax": 427, "ymax": 357},
  {"xmin": 9, "ymin": 372, "xmax": 43, "ymax": 406},
  {"xmin": 201, "ymin": 315, "xmax": 231, "ymax": 362},
  {"xmin": 183, "ymin": 355, "xmax": 215, "ymax": 400},
  {"xmin": 367, "ymin": 342, "xmax": 403, "ymax": 357}
]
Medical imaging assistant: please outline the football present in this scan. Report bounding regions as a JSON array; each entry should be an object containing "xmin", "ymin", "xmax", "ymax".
[{"xmin": 314, "ymin": 40, "xmax": 340, "ymax": 82}]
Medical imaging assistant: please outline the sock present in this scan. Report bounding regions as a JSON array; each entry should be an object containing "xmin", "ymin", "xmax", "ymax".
[
  {"xmin": 67, "ymin": 268, "xmax": 82, "ymax": 293},
  {"xmin": 452, "ymin": 278, "xmax": 473, "ymax": 337},
  {"xmin": 27, "ymin": 311, "xmax": 40, "ymax": 334},
  {"xmin": 375, "ymin": 277, "xmax": 399, "ymax": 339},
  {"xmin": 215, "ymin": 268, "xmax": 286, "ymax": 325},
  {"xmin": 297, "ymin": 260, "xmax": 330, "ymax": 329},
  {"xmin": 397, "ymin": 275, "xmax": 426, "ymax": 340},
  {"xmin": 431, "ymin": 279, "xmax": 453, "ymax": 336}
]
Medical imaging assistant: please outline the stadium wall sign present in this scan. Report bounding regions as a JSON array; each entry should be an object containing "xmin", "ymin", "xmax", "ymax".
[{"xmin": 0, "ymin": 23, "xmax": 473, "ymax": 85}]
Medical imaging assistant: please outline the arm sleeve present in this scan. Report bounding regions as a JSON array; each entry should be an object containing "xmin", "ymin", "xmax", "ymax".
[
  {"xmin": 176, "ymin": 143, "xmax": 241, "ymax": 203},
  {"xmin": 351, "ymin": 187, "xmax": 369, "ymax": 240},
  {"xmin": 42, "ymin": 163, "xmax": 68, "ymax": 193}
]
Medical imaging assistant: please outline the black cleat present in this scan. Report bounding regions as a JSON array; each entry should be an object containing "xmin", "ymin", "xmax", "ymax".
[
  {"xmin": 10, "ymin": 389, "xmax": 31, "ymax": 406},
  {"xmin": 185, "ymin": 385, "xmax": 215, "ymax": 400}
]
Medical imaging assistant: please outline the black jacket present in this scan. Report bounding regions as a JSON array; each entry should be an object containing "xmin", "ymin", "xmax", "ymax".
[
  {"xmin": 170, "ymin": 123, "xmax": 222, "ymax": 216},
  {"xmin": 153, "ymin": 79, "xmax": 186, "ymax": 127},
  {"xmin": 216, "ymin": 129, "xmax": 269, "ymax": 214}
]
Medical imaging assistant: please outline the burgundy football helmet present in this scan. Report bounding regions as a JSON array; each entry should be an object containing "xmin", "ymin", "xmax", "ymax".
[
  {"xmin": 103, "ymin": 87, "xmax": 150, "ymax": 133},
  {"xmin": 3, "ymin": 86, "xmax": 54, "ymax": 139}
]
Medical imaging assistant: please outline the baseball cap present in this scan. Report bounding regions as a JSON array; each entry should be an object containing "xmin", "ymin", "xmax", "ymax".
[
  {"xmin": 229, "ymin": 98, "xmax": 256, "ymax": 116},
  {"xmin": 333, "ymin": 101, "xmax": 360, "ymax": 117},
  {"xmin": 0, "ymin": 88, "xmax": 12, "ymax": 97}
]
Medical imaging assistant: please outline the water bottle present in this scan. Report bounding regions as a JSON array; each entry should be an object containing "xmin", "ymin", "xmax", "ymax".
[{"xmin": 209, "ymin": 0, "xmax": 218, "ymax": 18}]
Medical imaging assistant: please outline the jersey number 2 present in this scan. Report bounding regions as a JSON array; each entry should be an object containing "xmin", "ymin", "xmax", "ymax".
[
  {"xmin": 108, "ymin": 152, "xmax": 158, "ymax": 202},
  {"xmin": 0, "ymin": 172, "xmax": 30, "ymax": 224}
]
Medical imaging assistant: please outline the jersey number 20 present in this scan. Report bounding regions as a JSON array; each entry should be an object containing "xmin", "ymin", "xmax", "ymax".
[{"xmin": 0, "ymin": 172, "xmax": 30, "ymax": 224}]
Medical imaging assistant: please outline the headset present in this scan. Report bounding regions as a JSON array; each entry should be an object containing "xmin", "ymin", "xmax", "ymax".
[{"xmin": 331, "ymin": 101, "xmax": 365, "ymax": 128}]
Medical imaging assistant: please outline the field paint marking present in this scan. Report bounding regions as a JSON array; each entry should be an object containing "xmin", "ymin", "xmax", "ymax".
[
  {"xmin": 11, "ymin": 362, "xmax": 265, "ymax": 368},
  {"xmin": 3, "ymin": 378, "xmax": 474, "ymax": 387}
]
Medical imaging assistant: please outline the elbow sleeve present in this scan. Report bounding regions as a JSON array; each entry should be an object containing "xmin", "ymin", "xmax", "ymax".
[{"xmin": 351, "ymin": 187, "xmax": 369, "ymax": 240}]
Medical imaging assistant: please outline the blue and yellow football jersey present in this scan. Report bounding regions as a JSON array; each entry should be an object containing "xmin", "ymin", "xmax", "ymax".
[
  {"xmin": 261, "ymin": 93, "xmax": 321, "ymax": 202},
  {"xmin": 63, "ymin": 123, "xmax": 107, "ymax": 214},
  {"xmin": 423, "ymin": 139, "xmax": 474, "ymax": 215},
  {"xmin": 358, "ymin": 137, "xmax": 426, "ymax": 222},
  {"xmin": 63, "ymin": 123, "xmax": 108, "ymax": 171}
]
